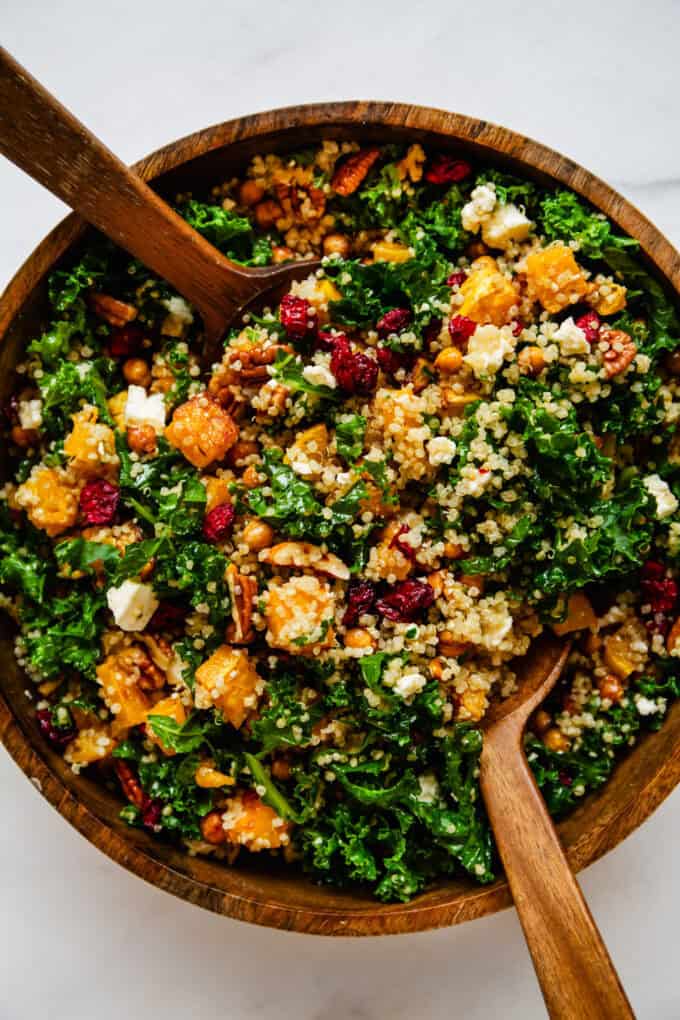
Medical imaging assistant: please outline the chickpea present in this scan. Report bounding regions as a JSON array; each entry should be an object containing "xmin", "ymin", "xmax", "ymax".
[
  {"xmin": 518, "ymin": 345, "xmax": 546, "ymax": 377},
  {"xmin": 239, "ymin": 180, "xmax": 265, "ymax": 207},
  {"xmin": 344, "ymin": 627, "xmax": 375, "ymax": 650},
  {"xmin": 271, "ymin": 757, "xmax": 291, "ymax": 781},
  {"xmin": 271, "ymin": 245, "xmax": 294, "ymax": 264},
  {"xmin": 225, "ymin": 439, "xmax": 260, "ymax": 468},
  {"xmin": 434, "ymin": 347, "xmax": 463, "ymax": 374},
  {"xmin": 664, "ymin": 349, "xmax": 680, "ymax": 376},
  {"xmin": 241, "ymin": 464, "xmax": 264, "ymax": 489},
  {"xmin": 597, "ymin": 674, "xmax": 625, "ymax": 704},
  {"xmin": 466, "ymin": 240, "xmax": 489, "ymax": 259},
  {"xmin": 241, "ymin": 518, "xmax": 275, "ymax": 551},
  {"xmin": 322, "ymin": 233, "xmax": 351, "ymax": 258},
  {"xmin": 200, "ymin": 810, "xmax": 226, "ymax": 845},
  {"xmin": 543, "ymin": 728, "xmax": 570, "ymax": 753},
  {"xmin": 10, "ymin": 425, "xmax": 39, "ymax": 447},
  {"xmin": 532, "ymin": 709, "xmax": 552, "ymax": 735},
  {"xmin": 127, "ymin": 423, "xmax": 157, "ymax": 455},
  {"xmin": 123, "ymin": 358, "xmax": 152, "ymax": 388},
  {"xmin": 253, "ymin": 199, "xmax": 283, "ymax": 230}
]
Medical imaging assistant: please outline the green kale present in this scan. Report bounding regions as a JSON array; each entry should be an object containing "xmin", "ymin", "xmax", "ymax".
[
  {"xmin": 146, "ymin": 713, "xmax": 214, "ymax": 754},
  {"xmin": 53, "ymin": 537, "xmax": 122, "ymax": 576},
  {"xmin": 539, "ymin": 190, "xmax": 637, "ymax": 260},
  {"xmin": 602, "ymin": 248, "xmax": 680, "ymax": 358},
  {"xmin": 39, "ymin": 358, "xmax": 116, "ymax": 436},
  {"xmin": 181, "ymin": 199, "xmax": 272, "ymax": 266},
  {"xmin": 475, "ymin": 169, "xmax": 539, "ymax": 213},
  {"xmin": 0, "ymin": 509, "xmax": 50, "ymax": 603},
  {"xmin": 116, "ymin": 434, "xmax": 206, "ymax": 534},
  {"xmin": 20, "ymin": 588, "xmax": 106, "ymax": 680},
  {"xmin": 335, "ymin": 413, "xmax": 367, "ymax": 463},
  {"xmin": 270, "ymin": 350, "xmax": 340, "ymax": 401},
  {"xmin": 137, "ymin": 755, "xmax": 215, "ymax": 838}
]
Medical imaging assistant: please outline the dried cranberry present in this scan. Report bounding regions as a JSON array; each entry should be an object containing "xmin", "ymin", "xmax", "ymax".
[
  {"xmin": 446, "ymin": 270, "xmax": 467, "ymax": 288},
  {"xmin": 148, "ymin": 601, "xmax": 186, "ymax": 632},
  {"xmin": 36, "ymin": 708, "xmax": 75, "ymax": 749},
  {"xmin": 448, "ymin": 315, "xmax": 477, "ymax": 348},
  {"xmin": 280, "ymin": 294, "xmax": 317, "ymax": 342},
  {"xmin": 641, "ymin": 560, "xmax": 666, "ymax": 581},
  {"xmin": 141, "ymin": 797, "xmax": 163, "ymax": 831},
  {"xmin": 110, "ymin": 324, "xmax": 145, "ymax": 358},
  {"xmin": 342, "ymin": 579, "xmax": 377, "ymax": 627},
  {"xmin": 330, "ymin": 337, "xmax": 378, "ymax": 394},
  {"xmin": 390, "ymin": 524, "xmax": 416, "ymax": 561},
  {"xmin": 376, "ymin": 308, "xmax": 412, "ymax": 338},
  {"xmin": 316, "ymin": 330, "xmax": 340, "ymax": 352},
  {"xmin": 376, "ymin": 345, "xmax": 414, "ymax": 377},
  {"xmin": 645, "ymin": 613, "xmax": 671, "ymax": 637},
  {"xmin": 375, "ymin": 579, "xmax": 435, "ymax": 622},
  {"xmin": 422, "ymin": 317, "xmax": 443, "ymax": 351},
  {"xmin": 79, "ymin": 479, "xmax": 120, "ymax": 526},
  {"xmin": 641, "ymin": 577, "xmax": 678, "ymax": 615},
  {"xmin": 511, "ymin": 320, "xmax": 524, "ymax": 337},
  {"xmin": 558, "ymin": 771, "xmax": 573, "ymax": 787},
  {"xmin": 575, "ymin": 311, "xmax": 601, "ymax": 344},
  {"xmin": 203, "ymin": 502, "xmax": 236, "ymax": 543},
  {"xmin": 425, "ymin": 156, "xmax": 472, "ymax": 185}
]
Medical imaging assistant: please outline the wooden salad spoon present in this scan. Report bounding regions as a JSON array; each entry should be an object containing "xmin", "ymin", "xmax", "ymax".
[
  {"xmin": 0, "ymin": 47, "xmax": 319, "ymax": 352},
  {"xmin": 480, "ymin": 635, "xmax": 635, "ymax": 1019}
]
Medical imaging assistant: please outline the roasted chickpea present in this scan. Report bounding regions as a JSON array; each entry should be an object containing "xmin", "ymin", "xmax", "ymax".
[
  {"xmin": 466, "ymin": 240, "xmax": 489, "ymax": 259},
  {"xmin": 543, "ymin": 727, "xmax": 570, "ymax": 753},
  {"xmin": 241, "ymin": 464, "xmax": 264, "ymax": 489},
  {"xmin": 239, "ymin": 180, "xmax": 265, "ymax": 207},
  {"xmin": 459, "ymin": 573, "xmax": 485, "ymax": 594},
  {"xmin": 322, "ymin": 233, "xmax": 351, "ymax": 258},
  {"xmin": 434, "ymin": 347, "xmax": 463, "ymax": 374},
  {"xmin": 344, "ymin": 627, "xmax": 375, "ymax": 650},
  {"xmin": 597, "ymin": 673, "xmax": 625, "ymax": 704},
  {"xmin": 271, "ymin": 245, "xmax": 294, "ymax": 264},
  {"xmin": 225, "ymin": 439, "xmax": 260, "ymax": 468},
  {"xmin": 532, "ymin": 709, "xmax": 552, "ymax": 735},
  {"xmin": 200, "ymin": 810, "xmax": 226, "ymax": 845},
  {"xmin": 518, "ymin": 345, "xmax": 546, "ymax": 377},
  {"xmin": 127, "ymin": 423, "xmax": 157, "ymax": 455},
  {"xmin": 122, "ymin": 358, "xmax": 152, "ymax": 387},
  {"xmin": 10, "ymin": 425, "xmax": 39, "ymax": 447},
  {"xmin": 241, "ymin": 518, "xmax": 275, "ymax": 551},
  {"xmin": 271, "ymin": 757, "xmax": 291, "ymax": 781},
  {"xmin": 253, "ymin": 199, "xmax": 283, "ymax": 230}
]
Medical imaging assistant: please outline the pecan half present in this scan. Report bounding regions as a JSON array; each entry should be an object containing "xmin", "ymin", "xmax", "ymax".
[
  {"xmin": 601, "ymin": 328, "xmax": 637, "ymax": 378},
  {"xmin": 331, "ymin": 148, "xmax": 381, "ymax": 196},
  {"xmin": 127, "ymin": 423, "xmax": 157, "ymax": 455},
  {"xmin": 118, "ymin": 644, "xmax": 165, "ymax": 691},
  {"xmin": 89, "ymin": 293, "xmax": 138, "ymax": 328},
  {"xmin": 259, "ymin": 541, "xmax": 350, "ymax": 580},
  {"xmin": 114, "ymin": 760, "xmax": 145, "ymax": 808},
  {"xmin": 225, "ymin": 563, "xmax": 257, "ymax": 644}
]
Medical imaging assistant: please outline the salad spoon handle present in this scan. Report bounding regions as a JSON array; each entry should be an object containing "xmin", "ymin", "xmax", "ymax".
[{"xmin": 0, "ymin": 46, "xmax": 266, "ymax": 341}]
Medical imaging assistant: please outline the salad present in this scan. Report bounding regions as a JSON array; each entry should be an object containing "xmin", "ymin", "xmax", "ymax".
[{"xmin": 2, "ymin": 139, "xmax": 680, "ymax": 902}]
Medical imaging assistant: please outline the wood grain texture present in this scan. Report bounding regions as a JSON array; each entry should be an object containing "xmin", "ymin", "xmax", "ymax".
[
  {"xmin": 1, "ymin": 100, "xmax": 680, "ymax": 937},
  {"xmin": 481, "ymin": 639, "xmax": 634, "ymax": 1018}
]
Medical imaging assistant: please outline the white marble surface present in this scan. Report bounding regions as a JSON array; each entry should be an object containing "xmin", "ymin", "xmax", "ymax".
[{"xmin": 1, "ymin": 2, "xmax": 679, "ymax": 1017}]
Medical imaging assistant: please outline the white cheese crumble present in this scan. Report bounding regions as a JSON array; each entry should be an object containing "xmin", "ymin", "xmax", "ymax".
[
  {"xmin": 644, "ymin": 474, "xmax": 679, "ymax": 519},
  {"xmin": 417, "ymin": 772, "xmax": 439, "ymax": 804},
  {"xmin": 392, "ymin": 671, "xmax": 427, "ymax": 701},
  {"xmin": 427, "ymin": 436, "xmax": 457, "ymax": 466},
  {"xmin": 106, "ymin": 580, "xmax": 159, "ymax": 632},
  {"xmin": 553, "ymin": 317, "xmax": 590, "ymax": 357},
  {"xmin": 18, "ymin": 399, "xmax": 43, "ymax": 430},
  {"xmin": 302, "ymin": 362, "xmax": 337, "ymax": 389},
  {"xmin": 461, "ymin": 183, "xmax": 497, "ymax": 233},
  {"xmin": 124, "ymin": 385, "xmax": 166, "ymax": 432},
  {"xmin": 481, "ymin": 203, "xmax": 532, "ymax": 250},
  {"xmin": 634, "ymin": 694, "xmax": 663, "ymax": 717},
  {"xmin": 162, "ymin": 296, "xmax": 194, "ymax": 324},
  {"xmin": 463, "ymin": 324, "xmax": 515, "ymax": 377}
]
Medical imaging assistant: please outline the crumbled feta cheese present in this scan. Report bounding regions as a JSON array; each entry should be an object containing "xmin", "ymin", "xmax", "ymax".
[
  {"xmin": 106, "ymin": 580, "xmax": 159, "ymax": 632},
  {"xmin": 124, "ymin": 385, "xmax": 166, "ymax": 432},
  {"xmin": 417, "ymin": 772, "xmax": 439, "ymax": 804},
  {"xmin": 634, "ymin": 694, "xmax": 662, "ymax": 717},
  {"xmin": 302, "ymin": 363, "xmax": 337, "ymax": 389},
  {"xmin": 461, "ymin": 183, "xmax": 497, "ymax": 233},
  {"xmin": 554, "ymin": 317, "xmax": 590, "ymax": 357},
  {"xmin": 427, "ymin": 436, "xmax": 457, "ymax": 466},
  {"xmin": 18, "ymin": 399, "xmax": 43, "ymax": 430},
  {"xmin": 463, "ymin": 324, "xmax": 515, "ymax": 377},
  {"xmin": 644, "ymin": 474, "xmax": 679, "ymax": 519},
  {"xmin": 481, "ymin": 203, "xmax": 532, "ymax": 250},
  {"xmin": 392, "ymin": 671, "xmax": 427, "ymax": 701},
  {"xmin": 162, "ymin": 296, "xmax": 194, "ymax": 325}
]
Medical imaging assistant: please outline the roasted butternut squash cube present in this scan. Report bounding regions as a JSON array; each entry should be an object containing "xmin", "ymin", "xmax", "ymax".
[
  {"xmin": 222, "ymin": 790, "xmax": 291, "ymax": 850},
  {"xmin": 284, "ymin": 423, "xmax": 329, "ymax": 481},
  {"xmin": 458, "ymin": 257, "xmax": 518, "ymax": 326},
  {"xmin": 372, "ymin": 240, "xmax": 412, "ymax": 263},
  {"xmin": 97, "ymin": 652, "xmax": 151, "ymax": 737},
  {"xmin": 552, "ymin": 593, "xmax": 597, "ymax": 636},
  {"xmin": 526, "ymin": 244, "xmax": 591, "ymax": 314},
  {"xmin": 265, "ymin": 575, "xmax": 336, "ymax": 654},
  {"xmin": 589, "ymin": 282, "xmax": 627, "ymax": 317},
  {"xmin": 194, "ymin": 645, "xmax": 264, "ymax": 728},
  {"xmin": 145, "ymin": 694, "xmax": 187, "ymax": 755},
  {"xmin": 165, "ymin": 394, "xmax": 238, "ymax": 468},
  {"xmin": 64, "ymin": 726, "xmax": 117, "ymax": 766},
  {"xmin": 202, "ymin": 475, "xmax": 232, "ymax": 513},
  {"xmin": 63, "ymin": 406, "xmax": 119, "ymax": 479},
  {"xmin": 365, "ymin": 520, "xmax": 413, "ymax": 582},
  {"xmin": 604, "ymin": 617, "xmax": 648, "ymax": 678},
  {"xmin": 457, "ymin": 688, "xmax": 489, "ymax": 722},
  {"xmin": 15, "ymin": 465, "xmax": 80, "ymax": 537}
]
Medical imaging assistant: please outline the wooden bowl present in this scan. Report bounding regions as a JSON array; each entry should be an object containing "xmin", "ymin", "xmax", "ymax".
[{"xmin": 2, "ymin": 102, "xmax": 680, "ymax": 936}]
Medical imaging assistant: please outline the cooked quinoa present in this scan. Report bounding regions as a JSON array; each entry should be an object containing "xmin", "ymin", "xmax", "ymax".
[{"xmin": 2, "ymin": 142, "xmax": 680, "ymax": 902}]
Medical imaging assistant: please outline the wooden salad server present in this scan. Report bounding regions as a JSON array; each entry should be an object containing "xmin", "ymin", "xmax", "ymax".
[
  {"xmin": 0, "ymin": 47, "xmax": 318, "ymax": 348},
  {"xmin": 480, "ymin": 636, "xmax": 635, "ymax": 1019}
]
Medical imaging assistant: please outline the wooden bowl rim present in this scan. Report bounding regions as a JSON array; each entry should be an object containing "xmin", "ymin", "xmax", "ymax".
[{"xmin": 1, "ymin": 100, "xmax": 680, "ymax": 937}]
